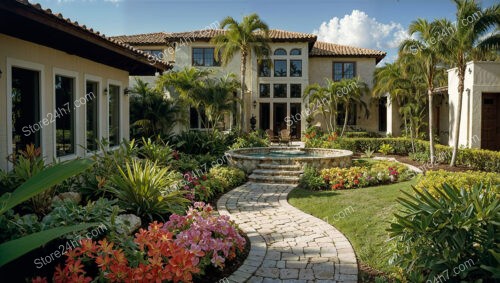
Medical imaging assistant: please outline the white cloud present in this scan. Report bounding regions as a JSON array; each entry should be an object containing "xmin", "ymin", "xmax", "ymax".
[{"xmin": 313, "ymin": 10, "xmax": 408, "ymax": 50}]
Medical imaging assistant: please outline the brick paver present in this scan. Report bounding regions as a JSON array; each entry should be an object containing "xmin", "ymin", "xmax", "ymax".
[{"xmin": 217, "ymin": 182, "xmax": 358, "ymax": 283}]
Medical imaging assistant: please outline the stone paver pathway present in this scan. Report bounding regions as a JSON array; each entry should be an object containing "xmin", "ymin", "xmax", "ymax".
[{"xmin": 217, "ymin": 182, "xmax": 358, "ymax": 283}]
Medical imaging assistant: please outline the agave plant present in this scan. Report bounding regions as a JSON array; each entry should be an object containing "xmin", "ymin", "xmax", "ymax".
[{"xmin": 106, "ymin": 159, "xmax": 189, "ymax": 222}]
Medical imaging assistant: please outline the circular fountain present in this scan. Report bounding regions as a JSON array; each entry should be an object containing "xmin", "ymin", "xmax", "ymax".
[{"xmin": 226, "ymin": 147, "xmax": 353, "ymax": 174}]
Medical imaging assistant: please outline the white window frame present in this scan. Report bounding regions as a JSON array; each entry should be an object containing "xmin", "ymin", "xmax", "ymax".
[
  {"xmin": 84, "ymin": 74, "xmax": 102, "ymax": 154},
  {"xmin": 53, "ymin": 67, "xmax": 79, "ymax": 162},
  {"xmin": 106, "ymin": 79, "xmax": 123, "ymax": 149},
  {"xmin": 6, "ymin": 58, "xmax": 46, "ymax": 171}
]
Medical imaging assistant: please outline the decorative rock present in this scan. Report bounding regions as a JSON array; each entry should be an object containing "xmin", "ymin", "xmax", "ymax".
[
  {"xmin": 115, "ymin": 214, "xmax": 142, "ymax": 235},
  {"xmin": 52, "ymin": 192, "xmax": 81, "ymax": 205}
]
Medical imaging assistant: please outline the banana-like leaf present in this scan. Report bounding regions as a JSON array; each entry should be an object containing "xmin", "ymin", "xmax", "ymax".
[
  {"xmin": 0, "ymin": 222, "xmax": 99, "ymax": 267},
  {"xmin": 0, "ymin": 159, "xmax": 93, "ymax": 215}
]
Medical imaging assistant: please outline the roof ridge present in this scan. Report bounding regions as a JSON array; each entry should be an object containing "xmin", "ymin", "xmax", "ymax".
[
  {"xmin": 315, "ymin": 41, "xmax": 385, "ymax": 53},
  {"xmin": 14, "ymin": 0, "xmax": 168, "ymax": 67}
]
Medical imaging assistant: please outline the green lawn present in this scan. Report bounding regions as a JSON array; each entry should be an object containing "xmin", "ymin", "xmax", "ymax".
[{"xmin": 288, "ymin": 178, "xmax": 418, "ymax": 274}]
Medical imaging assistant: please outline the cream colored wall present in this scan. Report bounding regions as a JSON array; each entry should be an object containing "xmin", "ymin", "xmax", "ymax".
[
  {"xmin": 308, "ymin": 57, "xmax": 381, "ymax": 133},
  {"xmin": 448, "ymin": 61, "xmax": 500, "ymax": 148},
  {"xmin": 0, "ymin": 34, "xmax": 130, "ymax": 170}
]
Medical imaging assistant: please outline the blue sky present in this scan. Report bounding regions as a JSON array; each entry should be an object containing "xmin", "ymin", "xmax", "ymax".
[{"xmin": 33, "ymin": 0, "xmax": 497, "ymax": 64}]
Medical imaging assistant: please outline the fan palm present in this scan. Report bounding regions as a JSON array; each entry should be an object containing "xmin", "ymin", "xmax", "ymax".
[
  {"xmin": 436, "ymin": 0, "xmax": 500, "ymax": 166},
  {"xmin": 211, "ymin": 13, "xmax": 271, "ymax": 131}
]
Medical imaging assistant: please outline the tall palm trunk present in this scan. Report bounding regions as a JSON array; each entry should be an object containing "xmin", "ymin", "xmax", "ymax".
[
  {"xmin": 450, "ymin": 64, "xmax": 465, "ymax": 167},
  {"xmin": 341, "ymin": 103, "xmax": 349, "ymax": 137},
  {"xmin": 428, "ymin": 88, "xmax": 435, "ymax": 164},
  {"xmin": 239, "ymin": 49, "xmax": 247, "ymax": 132}
]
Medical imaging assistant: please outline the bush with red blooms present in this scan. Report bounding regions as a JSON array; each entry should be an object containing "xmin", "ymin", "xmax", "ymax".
[{"xmin": 34, "ymin": 203, "xmax": 245, "ymax": 283}]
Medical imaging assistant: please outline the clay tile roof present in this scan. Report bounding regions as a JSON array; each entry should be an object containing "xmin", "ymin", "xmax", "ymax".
[
  {"xmin": 114, "ymin": 29, "xmax": 318, "ymax": 44},
  {"xmin": 311, "ymin": 41, "xmax": 386, "ymax": 63},
  {"xmin": 112, "ymin": 32, "xmax": 170, "ymax": 45},
  {"xmin": 11, "ymin": 0, "xmax": 170, "ymax": 70}
]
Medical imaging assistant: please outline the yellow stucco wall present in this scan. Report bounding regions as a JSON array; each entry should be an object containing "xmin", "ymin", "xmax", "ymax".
[{"xmin": 0, "ymin": 34, "xmax": 130, "ymax": 170}]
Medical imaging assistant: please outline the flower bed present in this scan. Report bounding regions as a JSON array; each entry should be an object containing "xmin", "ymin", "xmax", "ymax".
[
  {"xmin": 32, "ymin": 203, "xmax": 246, "ymax": 283},
  {"xmin": 300, "ymin": 160, "xmax": 413, "ymax": 191}
]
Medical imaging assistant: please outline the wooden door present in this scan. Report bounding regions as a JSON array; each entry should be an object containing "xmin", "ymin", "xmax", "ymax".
[{"xmin": 481, "ymin": 93, "xmax": 500, "ymax": 150}]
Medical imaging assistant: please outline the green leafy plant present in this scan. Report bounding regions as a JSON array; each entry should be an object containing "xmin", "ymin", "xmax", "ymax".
[
  {"xmin": 378, "ymin": 143, "xmax": 394, "ymax": 155},
  {"xmin": 106, "ymin": 159, "xmax": 189, "ymax": 221},
  {"xmin": 0, "ymin": 159, "xmax": 100, "ymax": 267},
  {"xmin": 299, "ymin": 166, "xmax": 326, "ymax": 191},
  {"xmin": 361, "ymin": 147, "xmax": 375, "ymax": 158},
  {"xmin": 415, "ymin": 169, "xmax": 500, "ymax": 197},
  {"xmin": 388, "ymin": 182, "xmax": 500, "ymax": 281},
  {"xmin": 208, "ymin": 166, "xmax": 246, "ymax": 190},
  {"xmin": 139, "ymin": 137, "xmax": 173, "ymax": 166},
  {"xmin": 230, "ymin": 131, "xmax": 270, "ymax": 149}
]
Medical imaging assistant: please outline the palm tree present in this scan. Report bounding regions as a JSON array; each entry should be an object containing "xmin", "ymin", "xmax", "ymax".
[
  {"xmin": 437, "ymin": 0, "xmax": 499, "ymax": 166},
  {"xmin": 129, "ymin": 78, "xmax": 184, "ymax": 138},
  {"xmin": 304, "ymin": 79, "xmax": 341, "ymax": 133},
  {"xmin": 400, "ymin": 19, "xmax": 444, "ymax": 164},
  {"xmin": 192, "ymin": 74, "xmax": 240, "ymax": 132},
  {"xmin": 211, "ymin": 13, "xmax": 271, "ymax": 131},
  {"xmin": 337, "ymin": 78, "xmax": 370, "ymax": 137}
]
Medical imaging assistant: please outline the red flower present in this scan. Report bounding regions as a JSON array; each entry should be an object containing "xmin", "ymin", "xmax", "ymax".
[{"xmin": 31, "ymin": 277, "xmax": 48, "ymax": 283}]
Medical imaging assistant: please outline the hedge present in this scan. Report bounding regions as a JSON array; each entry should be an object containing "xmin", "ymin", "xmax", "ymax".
[
  {"xmin": 415, "ymin": 169, "xmax": 500, "ymax": 196},
  {"xmin": 306, "ymin": 137, "xmax": 500, "ymax": 173}
]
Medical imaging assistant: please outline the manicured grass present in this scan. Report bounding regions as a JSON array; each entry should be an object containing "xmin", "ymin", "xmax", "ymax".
[{"xmin": 288, "ymin": 178, "xmax": 418, "ymax": 274}]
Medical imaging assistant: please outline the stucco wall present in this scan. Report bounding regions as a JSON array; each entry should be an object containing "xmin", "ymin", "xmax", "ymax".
[
  {"xmin": 0, "ymin": 34, "xmax": 130, "ymax": 170},
  {"xmin": 308, "ymin": 57, "xmax": 380, "ymax": 133},
  {"xmin": 448, "ymin": 61, "xmax": 500, "ymax": 148}
]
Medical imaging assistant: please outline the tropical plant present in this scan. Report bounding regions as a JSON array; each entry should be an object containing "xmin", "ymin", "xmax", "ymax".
[
  {"xmin": 229, "ymin": 131, "xmax": 270, "ymax": 149},
  {"xmin": 191, "ymin": 74, "xmax": 240, "ymax": 131},
  {"xmin": 106, "ymin": 159, "xmax": 189, "ymax": 221},
  {"xmin": 436, "ymin": 0, "xmax": 500, "ymax": 166},
  {"xmin": 0, "ymin": 159, "xmax": 99, "ymax": 267},
  {"xmin": 378, "ymin": 143, "xmax": 394, "ymax": 155},
  {"xmin": 400, "ymin": 19, "xmax": 447, "ymax": 164},
  {"xmin": 129, "ymin": 78, "xmax": 184, "ymax": 139},
  {"xmin": 138, "ymin": 137, "xmax": 174, "ymax": 166},
  {"xmin": 361, "ymin": 147, "xmax": 375, "ymax": 158},
  {"xmin": 304, "ymin": 79, "xmax": 340, "ymax": 133},
  {"xmin": 337, "ymin": 78, "xmax": 370, "ymax": 137},
  {"xmin": 388, "ymin": 182, "xmax": 500, "ymax": 281},
  {"xmin": 211, "ymin": 13, "xmax": 271, "ymax": 131}
]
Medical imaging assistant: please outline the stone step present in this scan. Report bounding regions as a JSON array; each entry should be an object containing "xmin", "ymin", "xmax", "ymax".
[
  {"xmin": 252, "ymin": 169, "xmax": 303, "ymax": 176},
  {"xmin": 248, "ymin": 174, "xmax": 300, "ymax": 184},
  {"xmin": 258, "ymin": 164, "xmax": 302, "ymax": 171}
]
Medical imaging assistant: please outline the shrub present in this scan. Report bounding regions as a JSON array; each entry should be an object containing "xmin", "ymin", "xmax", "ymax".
[
  {"xmin": 106, "ymin": 159, "xmax": 189, "ymax": 221},
  {"xmin": 415, "ymin": 169, "xmax": 500, "ymax": 197},
  {"xmin": 138, "ymin": 137, "xmax": 173, "ymax": 166},
  {"xmin": 44, "ymin": 203, "xmax": 246, "ymax": 283},
  {"xmin": 298, "ymin": 160, "xmax": 412, "ymax": 191},
  {"xmin": 378, "ymin": 143, "xmax": 394, "ymax": 155},
  {"xmin": 165, "ymin": 202, "xmax": 246, "ymax": 271},
  {"xmin": 305, "ymin": 136, "xmax": 500, "ymax": 172},
  {"xmin": 170, "ymin": 130, "xmax": 229, "ymax": 156},
  {"xmin": 230, "ymin": 131, "xmax": 269, "ymax": 149},
  {"xmin": 408, "ymin": 151, "xmax": 430, "ymax": 163},
  {"xmin": 208, "ymin": 166, "xmax": 246, "ymax": 191},
  {"xmin": 388, "ymin": 183, "xmax": 500, "ymax": 281},
  {"xmin": 298, "ymin": 166, "xmax": 326, "ymax": 191}
]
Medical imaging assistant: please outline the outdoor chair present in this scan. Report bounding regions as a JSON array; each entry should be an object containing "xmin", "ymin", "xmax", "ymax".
[{"xmin": 279, "ymin": 129, "xmax": 291, "ymax": 146}]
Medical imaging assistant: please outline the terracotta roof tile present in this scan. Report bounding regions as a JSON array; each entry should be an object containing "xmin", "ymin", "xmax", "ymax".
[
  {"xmin": 111, "ymin": 32, "xmax": 170, "ymax": 45},
  {"xmin": 12, "ymin": 0, "xmax": 170, "ymax": 69},
  {"xmin": 113, "ymin": 29, "xmax": 317, "ymax": 44},
  {"xmin": 311, "ymin": 41, "xmax": 386, "ymax": 62}
]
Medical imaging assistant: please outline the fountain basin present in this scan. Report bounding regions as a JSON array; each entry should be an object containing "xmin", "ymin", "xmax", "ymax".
[{"xmin": 226, "ymin": 147, "xmax": 353, "ymax": 174}]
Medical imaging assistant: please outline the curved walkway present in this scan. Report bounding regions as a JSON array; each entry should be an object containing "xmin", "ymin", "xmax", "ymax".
[{"xmin": 217, "ymin": 182, "xmax": 358, "ymax": 283}]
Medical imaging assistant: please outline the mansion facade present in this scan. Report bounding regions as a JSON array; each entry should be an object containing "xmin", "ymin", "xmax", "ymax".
[{"xmin": 113, "ymin": 29, "xmax": 392, "ymax": 138}]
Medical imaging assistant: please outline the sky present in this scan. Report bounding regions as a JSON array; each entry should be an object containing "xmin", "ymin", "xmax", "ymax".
[{"xmin": 32, "ymin": 0, "xmax": 497, "ymax": 64}]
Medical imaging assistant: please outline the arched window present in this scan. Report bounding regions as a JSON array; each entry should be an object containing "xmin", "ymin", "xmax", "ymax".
[
  {"xmin": 274, "ymin": 48, "xmax": 287, "ymax": 56},
  {"xmin": 290, "ymin": 48, "xmax": 301, "ymax": 55}
]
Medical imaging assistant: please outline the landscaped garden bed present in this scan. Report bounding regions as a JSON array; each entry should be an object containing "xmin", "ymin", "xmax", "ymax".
[{"xmin": 0, "ymin": 131, "xmax": 260, "ymax": 282}]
